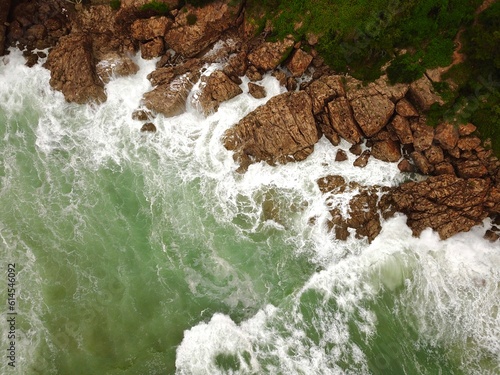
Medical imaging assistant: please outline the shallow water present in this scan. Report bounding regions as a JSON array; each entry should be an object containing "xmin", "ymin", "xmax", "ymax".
[{"xmin": 0, "ymin": 49, "xmax": 499, "ymax": 375}]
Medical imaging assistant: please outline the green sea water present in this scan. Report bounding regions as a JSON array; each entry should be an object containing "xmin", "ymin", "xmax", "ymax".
[{"xmin": 1, "ymin": 50, "xmax": 499, "ymax": 375}]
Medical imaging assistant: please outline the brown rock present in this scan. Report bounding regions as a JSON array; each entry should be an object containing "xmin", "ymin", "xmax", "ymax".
[
  {"xmin": 457, "ymin": 136, "xmax": 482, "ymax": 151},
  {"xmin": 434, "ymin": 161, "xmax": 455, "ymax": 175},
  {"xmin": 424, "ymin": 145, "xmax": 444, "ymax": 165},
  {"xmin": 371, "ymin": 139, "xmax": 402, "ymax": 162},
  {"xmin": 286, "ymin": 48, "xmax": 313, "ymax": 77},
  {"xmin": 140, "ymin": 37, "xmax": 165, "ymax": 59},
  {"xmin": 223, "ymin": 91, "xmax": 320, "ymax": 170},
  {"xmin": 484, "ymin": 230, "xmax": 499, "ymax": 242},
  {"xmin": 434, "ymin": 123, "xmax": 459, "ymax": 151},
  {"xmin": 148, "ymin": 59, "xmax": 202, "ymax": 87},
  {"xmin": 353, "ymin": 150, "xmax": 371, "ymax": 168},
  {"xmin": 412, "ymin": 122, "xmax": 434, "ymax": 151},
  {"xmin": 142, "ymin": 72, "xmax": 199, "ymax": 117},
  {"xmin": 350, "ymin": 94, "xmax": 394, "ymax": 137},
  {"xmin": 411, "ymin": 151, "xmax": 433, "ymax": 174},
  {"xmin": 305, "ymin": 75, "xmax": 345, "ymax": 115},
  {"xmin": 132, "ymin": 109, "xmax": 151, "ymax": 121},
  {"xmin": 197, "ymin": 70, "xmax": 242, "ymax": 115},
  {"xmin": 346, "ymin": 76, "xmax": 408, "ymax": 102},
  {"xmin": 391, "ymin": 175, "xmax": 494, "ymax": 239},
  {"xmin": 349, "ymin": 143, "xmax": 362, "ymax": 156},
  {"xmin": 327, "ymin": 97, "xmax": 363, "ymax": 144},
  {"xmin": 398, "ymin": 159, "xmax": 416, "ymax": 173},
  {"xmin": 317, "ymin": 175, "xmax": 347, "ymax": 194},
  {"xmin": 458, "ymin": 123, "xmax": 477, "ymax": 136},
  {"xmin": 45, "ymin": 33, "xmax": 106, "ymax": 104},
  {"xmin": 247, "ymin": 37, "xmax": 295, "ymax": 71},
  {"xmin": 395, "ymin": 98, "xmax": 419, "ymax": 117},
  {"xmin": 408, "ymin": 75, "xmax": 444, "ymax": 111},
  {"xmin": 248, "ymin": 82, "xmax": 266, "ymax": 99},
  {"xmin": 96, "ymin": 53, "xmax": 139, "ymax": 83},
  {"xmin": 223, "ymin": 51, "xmax": 248, "ymax": 78},
  {"xmin": 140, "ymin": 122, "xmax": 157, "ymax": 132},
  {"xmin": 246, "ymin": 65, "xmax": 263, "ymax": 81},
  {"xmin": 0, "ymin": 0, "xmax": 11, "ymax": 56},
  {"xmin": 388, "ymin": 115, "xmax": 413, "ymax": 144},
  {"xmin": 317, "ymin": 112, "xmax": 341, "ymax": 146},
  {"xmin": 455, "ymin": 160, "xmax": 488, "ymax": 178},
  {"xmin": 131, "ymin": 16, "xmax": 172, "ymax": 41},
  {"xmin": 165, "ymin": 1, "xmax": 242, "ymax": 57},
  {"xmin": 26, "ymin": 24, "xmax": 47, "ymax": 42},
  {"xmin": 335, "ymin": 149, "xmax": 348, "ymax": 162}
]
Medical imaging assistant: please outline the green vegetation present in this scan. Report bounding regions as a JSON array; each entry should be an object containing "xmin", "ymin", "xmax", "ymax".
[
  {"xmin": 186, "ymin": 13, "xmax": 197, "ymax": 25},
  {"xmin": 140, "ymin": 1, "xmax": 170, "ymax": 15},
  {"xmin": 247, "ymin": 0, "xmax": 499, "ymax": 155},
  {"xmin": 109, "ymin": 0, "xmax": 121, "ymax": 10}
]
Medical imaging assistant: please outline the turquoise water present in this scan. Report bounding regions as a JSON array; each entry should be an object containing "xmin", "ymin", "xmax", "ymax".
[{"xmin": 0, "ymin": 49, "xmax": 499, "ymax": 375}]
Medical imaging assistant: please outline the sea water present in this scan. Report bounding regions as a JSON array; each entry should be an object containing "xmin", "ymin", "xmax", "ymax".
[{"xmin": 0, "ymin": 48, "xmax": 499, "ymax": 375}]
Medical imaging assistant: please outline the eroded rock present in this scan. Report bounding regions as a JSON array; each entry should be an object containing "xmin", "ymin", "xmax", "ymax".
[{"xmin": 197, "ymin": 70, "xmax": 242, "ymax": 115}]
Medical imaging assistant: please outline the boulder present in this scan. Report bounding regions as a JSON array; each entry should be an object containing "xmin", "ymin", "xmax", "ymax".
[
  {"xmin": 350, "ymin": 94, "xmax": 394, "ymax": 137},
  {"xmin": 388, "ymin": 115, "xmax": 413, "ymax": 144},
  {"xmin": 286, "ymin": 48, "xmax": 313, "ymax": 77},
  {"xmin": 140, "ymin": 37, "xmax": 165, "ymax": 59},
  {"xmin": 458, "ymin": 123, "xmax": 477, "ymax": 136},
  {"xmin": 457, "ymin": 136, "xmax": 482, "ymax": 151},
  {"xmin": 96, "ymin": 53, "xmax": 139, "ymax": 83},
  {"xmin": 247, "ymin": 37, "xmax": 295, "ymax": 71},
  {"xmin": 395, "ymin": 98, "xmax": 419, "ymax": 117},
  {"xmin": 434, "ymin": 161, "xmax": 455, "ymax": 175},
  {"xmin": 140, "ymin": 122, "xmax": 157, "ymax": 132},
  {"xmin": 223, "ymin": 51, "xmax": 248, "ymax": 78},
  {"xmin": 335, "ymin": 149, "xmax": 348, "ymax": 162},
  {"xmin": 408, "ymin": 75, "xmax": 444, "ymax": 111},
  {"xmin": 398, "ymin": 159, "xmax": 416, "ymax": 173},
  {"xmin": 197, "ymin": 70, "xmax": 242, "ymax": 115},
  {"xmin": 142, "ymin": 72, "xmax": 199, "ymax": 117},
  {"xmin": 326, "ymin": 97, "xmax": 363, "ymax": 144},
  {"xmin": 411, "ymin": 122, "xmax": 434, "ymax": 151},
  {"xmin": 45, "ymin": 33, "xmax": 107, "ymax": 104},
  {"xmin": 349, "ymin": 143, "xmax": 362, "ymax": 156},
  {"xmin": 248, "ymin": 82, "xmax": 266, "ymax": 99},
  {"xmin": 317, "ymin": 113, "xmax": 341, "ymax": 146},
  {"xmin": 434, "ymin": 123, "xmax": 459, "ymax": 151},
  {"xmin": 391, "ymin": 175, "xmax": 495, "ymax": 239},
  {"xmin": 130, "ymin": 16, "xmax": 172, "ymax": 41},
  {"xmin": 410, "ymin": 151, "xmax": 433, "ymax": 175},
  {"xmin": 353, "ymin": 150, "xmax": 371, "ymax": 168},
  {"xmin": 165, "ymin": 1, "xmax": 243, "ymax": 57},
  {"xmin": 305, "ymin": 75, "xmax": 345, "ymax": 115},
  {"xmin": 223, "ymin": 91, "xmax": 319, "ymax": 170},
  {"xmin": 424, "ymin": 145, "xmax": 444, "ymax": 165},
  {"xmin": 148, "ymin": 59, "xmax": 202, "ymax": 86},
  {"xmin": 371, "ymin": 139, "xmax": 402, "ymax": 162},
  {"xmin": 455, "ymin": 160, "xmax": 488, "ymax": 178}
]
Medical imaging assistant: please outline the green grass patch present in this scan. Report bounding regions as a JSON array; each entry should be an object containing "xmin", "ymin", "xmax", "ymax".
[{"xmin": 140, "ymin": 1, "xmax": 170, "ymax": 15}]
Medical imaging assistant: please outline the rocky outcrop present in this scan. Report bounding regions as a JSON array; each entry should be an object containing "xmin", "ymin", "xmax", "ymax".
[
  {"xmin": 196, "ymin": 70, "xmax": 242, "ymax": 115},
  {"xmin": 165, "ymin": 1, "xmax": 242, "ymax": 57},
  {"xmin": 286, "ymin": 48, "xmax": 313, "ymax": 77},
  {"xmin": 305, "ymin": 75, "xmax": 345, "ymax": 115},
  {"xmin": 248, "ymin": 82, "xmax": 266, "ymax": 99},
  {"xmin": 391, "ymin": 175, "xmax": 497, "ymax": 239},
  {"xmin": 223, "ymin": 91, "xmax": 319, "ymax": 171},
  {"xmin": 350, "ymin": 94, "xmax": 395, "ymax": 137},
  {"xmin": 45, "ymin": 33, "xmax": 107, "ymax": 104},
  {"xmin": 247, "ymin": 37, "xmax": 295, "ymax": 71},
  {"xmin": 96, "ymin": 53, "xmax": 139, "ymax": 83},
  {"xmin": 326, "ymin": 97, "xmax": 363, "ymax": 144},
  {"xmin": 0, "ymin": 0, "xmax": 10, "ymax": 56},
  {"xmin": 408, "ymin": 75, "xmax": 444, "ymax": 111}
]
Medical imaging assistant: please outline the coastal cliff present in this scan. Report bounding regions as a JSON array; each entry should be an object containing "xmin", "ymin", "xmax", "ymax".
[{"xmin": 2, "ymin": 0, "xmax": 498, "ymax": 242}]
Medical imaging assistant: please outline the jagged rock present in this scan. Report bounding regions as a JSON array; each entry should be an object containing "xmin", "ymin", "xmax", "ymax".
[
  {"xmin": 305, "ymin": 75, "xmax": 345, "ymax": 115},
  {"xmin": 458, "ymin": 123, "xmax": 477, "ymax": 136},
  {"xmin": 335, "ymin": 149, "xmax": 348, "ymax": 162},
  {"xmin": 411, "ymin": 151, "xmax": 433, "ymax": 174},
  {"xmin": 371, "ymin": 139, "xmax": 401, "ymax": 162},
  {"xmin": 412, "ymin": 122, "xmax": 434, "ymax": 151},
  {"xmin": 96, "ymin": 53, "xmax": 139, "ymax": 83},
  {"xmin": 317, "ymin": 175, "xmax": 348, "ymax": 194},
  {"xmin": 223, "ymin": 51, "xmax": 248, "ymax": 78},
  {"xmin": 45, "ymin": 33, "xmax": 106, "ymax": 104},
  {"xmin": 223, "ymin": 91, "xmax": 319, "ymax": 171},
  {"xmin": 434, "ymin": 123, "xmax": 459, "ymax": 151},
  {"xmin": 131, "ymin": 16, "xmax": 171, "ymax": 41},
  {"xmin": 346, "ymin": 76, "xmax": 408, "ymax": 102},
  {"xmin": 434, "ymin": 161, "xmax": 455, "ymax": 175},
  {"xmin": 349, "ymin": 143, "xmax": 362, "ymax": 156},
  {"xmin": 395, "ymin": 98, "xmax": 419, "ymax": 117},
  {"xmin": 247, "ymin": 37, "xmax": 295, "ymax": 71},
  {"xmin": 457, "ymin": 136, "xmax": 482, "ymax": 151},
  {"xmin": 197, "ymin": 70, "xmax": 242, "ymax": 115},
  {"xmin": 326, "ymin": 97, "xmax": 363, "ymax": 144},
  {"xmin": 148, "ymin": 59, "xmax": 202, "ymax": 86},
  {"xmin": 353, "ymin": 150, "xmax": 371, "ymax": 168},
  {"xmin": 286, "ymin": 77, "xmax": 297, "ymax": 91},
  {"xmin": 248, "ymin": 82, "xmax": 266, "ymax": 99},
  {"xmin": 140, "ymin": 122, "xmax": 157, "ymax": 132},
  {"xmin": 350, "ymin": 94, "xmax": 394, "ymax": 137},
  {"xmin": 391, "ymin": 175, "xmax": 495, "ymax": 239},
  {"xmin": 371, "ymin": 75, "xmax": 409, "ymax": 102},
  {"xmin": 484, "ymin": 230, "xmax": 499, "ymax": 242},
  {"xmin": 0, "ymin": 0, "xmax": 10, "ymax": 55},
  {"xmin": 140, "ymin": 37, "xmax": 165, "ymax": 59},
  {"xmin": 424, "ymin": 145, "xmax": 444, "ymax": 165},
  {"xmin": 247, "ymin": 65, "xmax": 263, "ymax": 81},
  {"xmin": 388, "ymin": 115, "xmax": 413, "ymax": 144},
  {"xmin": 286, "ymin": 48, "xmax": 313, "ymax": 77},
  {"xmin": 398, "ymin": 159, "xmax": 415, "ymax": 173},
  {"xmin": 165, "ymin": 1, "xmax": 242, "ymax": 57},
  {"xmin": 317, "ymin": 113, "xmax": 340, "ymax": 146},
  {"xmin": 455, "ymin": 160, "xmax": 488, "ymax": 178},
  {"xmin": 408, "ymin": 75, "xmax": 444, "ymax": 111},
  {"xmin": 132, "ymin": 109, "xmax": 151, "ymax": 121},
  {"xmin": 142, "ymin": 72, "xmax": 199, "ymax": 117}
]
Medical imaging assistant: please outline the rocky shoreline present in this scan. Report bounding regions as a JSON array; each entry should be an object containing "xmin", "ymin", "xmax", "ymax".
[{"xmin": 1, "ymin": 0, "xmax": 498, "ymax": 242}]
